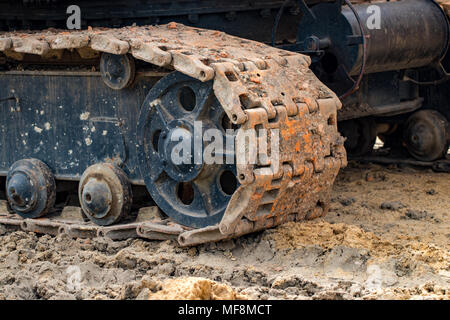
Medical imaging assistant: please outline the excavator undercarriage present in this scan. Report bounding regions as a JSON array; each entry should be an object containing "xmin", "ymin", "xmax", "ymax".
[{"xmin": 0, "ymin": 0, "xmax": 448, "ymax": 244}]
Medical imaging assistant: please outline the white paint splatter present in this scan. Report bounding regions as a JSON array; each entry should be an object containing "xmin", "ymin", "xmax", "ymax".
[
  {"xmin": 85, "ymin": 138, "xmax": 92, "ymax": 146},
  {"xmin": 80, "ymin": 112, "xmax": 90, "ymax": 120},
  {"xmin": 44, "ymin": 122, "xmax": 51, "ymax": 130},
  {"xmin": 34, "ymin": 126, "xmax": 43, "ymax": 133}
]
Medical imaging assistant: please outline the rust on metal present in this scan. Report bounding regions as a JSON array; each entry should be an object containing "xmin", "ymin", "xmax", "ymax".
[{"xmin": 0, "ymin": 23, "xmax": 346, "ymax": 245}]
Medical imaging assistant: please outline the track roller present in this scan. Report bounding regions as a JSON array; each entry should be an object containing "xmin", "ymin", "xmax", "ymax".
[
  {"xmin": 403, "ymin": 110, "xmax": 449, "ymax": 162},
  {"xmin": 339, "ymin": 118, "xmax": 377, "ymax": 156},
  {"xmin": 6, "ymin": 159, "xmax": 56, "ymax": 219},
  {"xmin": 100, "ymin": 53, "xmax": 136, "ymax": 90},
  {"xmin": 79, "ymin": 163, "xmax": 132, "ymax": 226}
]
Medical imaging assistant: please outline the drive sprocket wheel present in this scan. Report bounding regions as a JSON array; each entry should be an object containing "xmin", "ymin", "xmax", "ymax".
[{"xmin": 137, "ymin": 72, "xmax": 239, "ymax": 229}]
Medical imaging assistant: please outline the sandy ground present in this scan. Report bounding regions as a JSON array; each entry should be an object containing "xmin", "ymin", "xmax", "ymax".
[{"xmin": 0, "ymin": 161, "xmax": 448, "ymax": 300}]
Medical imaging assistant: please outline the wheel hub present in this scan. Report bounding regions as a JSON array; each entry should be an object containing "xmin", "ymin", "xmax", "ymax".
[
  {"xmin": 78, "ymin": 163, "xmax": 132, "ymax": 226},
  {"xmin": 6, "ymin": 159, "xmax": 56, "ymax": 219},
  {"xmin": 406, "ymin": 123, "xmax": 434, "ymax": 156},
  {"xmin": 160, "ymin": 120, "xmax": 203, "ymax": 182},
  {"xmin": 100, "ymin": 53, "xmax": 135, "ymax": 90},
  {"xmin": 7, "ymin": 171, "xmax": 37, "ymax": 212},
  {"xmin": 81, "ymin": 178, "xmax": 113, "ymax": 219}
]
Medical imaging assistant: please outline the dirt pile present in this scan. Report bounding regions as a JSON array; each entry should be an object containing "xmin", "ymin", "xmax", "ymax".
[
  {"xmin": 364, "ymin": 282, "xmax": 450, "ymax": 300},
  {"xmin": 267, "ymin": 220, "xmax": 450, "ymax": 272},
  {"xmin": 267, "ymin": 221, "xmax": 380, "ymax": 251},
  {"xmin": 147, "ymin": 277, "xmax": 246, "ymax": 300}
]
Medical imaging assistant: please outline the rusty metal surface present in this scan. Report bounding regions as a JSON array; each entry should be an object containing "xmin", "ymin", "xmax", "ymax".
[
  {"xmin": 349, "ymin": 0, "xmax": 450, "ymax": 19},
  {"xmin": 0, "ymin": 23, "xmax": 346, "ymax": 245},
  {"xmin": 353, "ymin": 0, "xmax": 450, "ymax": 14}
]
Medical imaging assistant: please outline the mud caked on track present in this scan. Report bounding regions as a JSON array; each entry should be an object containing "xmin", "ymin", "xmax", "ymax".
[{"xmin": 0, "ymin": 22, "xmax": 345, "ymax": 245}]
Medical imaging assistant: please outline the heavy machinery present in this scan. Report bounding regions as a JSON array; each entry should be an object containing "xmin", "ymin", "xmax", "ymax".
[{"xmin": 0, "ymin": 0, "xmax": 448, "ymax": 245}]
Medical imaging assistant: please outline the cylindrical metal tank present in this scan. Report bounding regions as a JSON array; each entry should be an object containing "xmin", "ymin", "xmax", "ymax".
[{"xmin": 297, "ymin": 0, "xmax": 449, "ymax": 76}]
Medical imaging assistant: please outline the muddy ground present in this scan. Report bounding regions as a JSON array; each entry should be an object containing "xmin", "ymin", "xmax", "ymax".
[{"xmin": 0, "ymin": 161, "xmax": 448, "ymax": 300}]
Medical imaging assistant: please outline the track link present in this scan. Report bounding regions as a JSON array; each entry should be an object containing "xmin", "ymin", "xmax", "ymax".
[{"xmin": 0, "ymin": 23, "xmax": 346, "ymax": 245}]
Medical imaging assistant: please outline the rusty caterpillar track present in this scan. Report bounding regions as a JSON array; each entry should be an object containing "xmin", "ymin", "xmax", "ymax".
[{"xmin": 0, "ymin": 23, "xmax": 346, "ymax": 246}]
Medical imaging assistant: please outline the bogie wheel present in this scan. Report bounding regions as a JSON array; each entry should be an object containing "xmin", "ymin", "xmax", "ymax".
[
  {"xmin": 100, "ymin": 53, "xmax": 136, "ymax": 90},
  {"xmin": 79, "ymin": 163, "xmax": 132, "ymax": 226},
  {"xmin": 338, "ymin": 118, "xmax": 377, "ymax": 157},
  {"xmin": 137, "ymin": 72, "xmax": 239, "ymax": 229},
  {"xmin": 6, "ymin": 159, "xmax": 56, "ymax": 219},
  {"xmin": 403, "ymin": 109, "xmax": 449, "ymax": 162}
]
